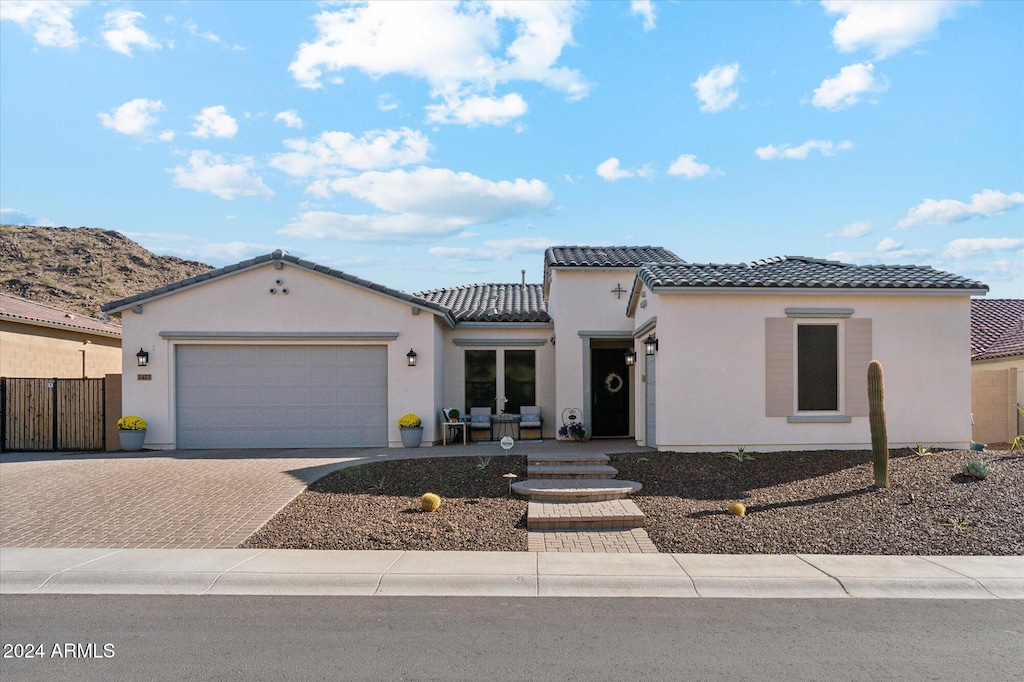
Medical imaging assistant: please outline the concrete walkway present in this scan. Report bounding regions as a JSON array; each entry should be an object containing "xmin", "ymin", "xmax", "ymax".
[{"xmin": 2, "ymin": 548, "xmax": 1020, "ymax": 599}]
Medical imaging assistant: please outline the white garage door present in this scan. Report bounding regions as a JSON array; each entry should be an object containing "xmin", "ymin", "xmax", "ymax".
[{"xmin": 176, "ymin": 345, "xmax": 388, "ymax": 449}]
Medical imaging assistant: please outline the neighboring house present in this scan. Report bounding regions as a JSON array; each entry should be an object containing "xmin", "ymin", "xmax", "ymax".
[
  {"xmin": 101, "ymin": 247, "xmax": 987, "ymax": 451},
  {"xmin": 970, "ymin": 299, "xmax": 1024, "ymax": 444},
  {"xmin": 1, "ymin": 292, "xmax": 122, "ymax": 378}
]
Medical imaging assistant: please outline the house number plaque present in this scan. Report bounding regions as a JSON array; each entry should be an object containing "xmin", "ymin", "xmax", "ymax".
[{"xmin": 137, "ymin": 374, "xmax": 152, "ymax": 381}]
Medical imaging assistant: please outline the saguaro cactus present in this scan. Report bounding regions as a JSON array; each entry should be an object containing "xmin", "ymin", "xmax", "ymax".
[{"xmin": 867, "ymin": 360, "xmax": 889, "ymax": 488}]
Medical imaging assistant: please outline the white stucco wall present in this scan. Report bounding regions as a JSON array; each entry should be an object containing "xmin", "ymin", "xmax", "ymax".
[
  {"xmin": 646, "ymin": 292, "xmax": 973, "ymax": 451},
  {"xmin": 549, "ymin": 268, "xmax": 638, "ymax": 437},
  {"xmin": 117, "ymin": 261, "xmax": 445, "ymax": 449},
  {"xmin": 440, "ymin": 325, "xmax": 556, "ymax": 437}
]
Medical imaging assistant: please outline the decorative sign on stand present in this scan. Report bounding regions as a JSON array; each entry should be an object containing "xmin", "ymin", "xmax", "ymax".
[{"xmin": 500, "ymin": 436, "xmax": 514, "ymax": 451}]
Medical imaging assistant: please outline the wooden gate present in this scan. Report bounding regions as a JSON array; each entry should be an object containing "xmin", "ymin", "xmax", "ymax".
[{"xmin": 1, "ymin": 378, "xmax": 106, "ymax": 452}]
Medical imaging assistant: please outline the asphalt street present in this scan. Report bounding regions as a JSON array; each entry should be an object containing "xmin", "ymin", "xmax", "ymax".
[{"xmin": 2, "ymin": 596, "xmax": 1022, "ymax": 681}]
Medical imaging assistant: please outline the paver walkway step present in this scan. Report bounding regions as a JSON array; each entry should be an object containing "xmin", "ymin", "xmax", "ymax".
[
  {"xmin": 528, "ymin": 529, "xmax": 659, "ymax": 553},
  {"xmin": 527, "ymin": 464, "xmax": 618, "ymax": 479},
  {"xmin": 527, "ymin": 499, "xmax": 645, "ymax": 531},
  {"xmin": 527, "ymin": 453, "xmax": 610, "ymax": 466},
  {"xmin": 512, "ymin": 479, "xmax": 642, "ymax": 502}
]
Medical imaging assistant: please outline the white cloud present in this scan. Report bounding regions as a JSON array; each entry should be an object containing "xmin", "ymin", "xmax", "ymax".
[
  {"xmin": 157, "ymin": 130, "xmax": 175, "ymax": 142},
  {"xmin": 102, "ymin": 8, "xmax": 161, "ymax": 56},
  {"xmin": 1, "ymin": 207, "xmax": 52, "ymax": 226},
  {"xmin": 876, "ymin": 237, "xmax": 902, "ymax": 252},
  {"xmin": 269, "ymin": 128, "xmax": 431, "ymax": 183},
  {"xmin": 692, "ymin": 63, "xmax": 741, "ymax": 113},
  {"xmin": 631, "ymin": 0, "xmax": 656, "ymax": 31},
  {"xmin": 288, "ymin": 1, "xmax": 587, "ymax": 126},
  {"xmin": 896, "ymin": 189, "xmax": 1024, "ymax": 230},
  {"xmin": 755, "ymin": 139, "xmax": 853, "ymax": 160},
  {"xmin": 97, "ymin": 98, "xmax": 164, "ymax": 136},
  {"xmin": 425, "ymin": 93, "xmax": 528, "ymax": 127},
  {"xmin": 274, "ymin": 110, "xmax": 304, "ymax": 129},
  {"xmin": 812, "ymin": 62, "xmax": 888, "ymax": 110},
  {"xmin": 596, "ymin": 158, "xmax": 633, "ymax": 181},
  {"xmin": 377, "ymin": 93, "xmax": 400, "ymax": 112},
  {"xmin": 188, "ymin": 105, "xmax": 238, "ymax": 139},
  {"xmin": 667, "ymin": 154, "xmax": 711, "ymax": 179},
  {"xmin": 169, "ymin": 151, "xmax": 274, "ymax": 200},
  {"xmin": 429, "ymin": 237, "xmax": 558, "ymax": 261},
  {"xmin": 183, "ymin": 19, "xmax": 221, "ymax": 45},
  {"xmin": 826, "ymin": 220, "xmax": 873, "ymax": 238},
  {"xmin": 328, "ymin": 167, "xmax": 552, "ymax": 222},
  {"xmin": 944, "ymin": 237, "xmax": 1024, "ymax": 260},
  {"xmin": 822, "ymin": 0, "xmax": 965, "ymax": 59},
  {"xmin": 280, "ymin": 167, "xmax": 552, "ymax": 243},
  {"xmin": 0, "ymin": 0, "xmax": 82, "ymax": 48}
]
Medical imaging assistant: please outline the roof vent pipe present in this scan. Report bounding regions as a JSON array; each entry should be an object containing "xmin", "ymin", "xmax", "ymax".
[{"xmin": 521, "ymin": 270, "xmax": 526, "ymax": 285}]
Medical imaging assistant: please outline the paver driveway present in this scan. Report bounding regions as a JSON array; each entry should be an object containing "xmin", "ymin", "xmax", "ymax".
[{"xmin": 0, "ymin": 449, "xmax": 388, "ymax": 549}]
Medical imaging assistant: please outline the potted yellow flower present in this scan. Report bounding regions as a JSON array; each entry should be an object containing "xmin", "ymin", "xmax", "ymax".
[
  {"xmin": 398, "ymin": 413, "xmax": 423, "ymax": 448},
  {"xmin": 116, "ymin": 415, "xmax": 147, "ymax": 452}
]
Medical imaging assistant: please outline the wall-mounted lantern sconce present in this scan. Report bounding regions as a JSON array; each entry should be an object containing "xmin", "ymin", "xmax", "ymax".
[
  {"xmin": 643, "ymin": 334, "xmax": 658, "ymax": 356},
  {"xmin": 624, "ymin": 348, "xmax": 637, "ymax": 366},
  {"xmin": 136, "ymin": 348, "xmax": 150, "ymax": 367},
  {"xmin": 406, "ymin": 348, "xmax": 418, "ymax": 367}
]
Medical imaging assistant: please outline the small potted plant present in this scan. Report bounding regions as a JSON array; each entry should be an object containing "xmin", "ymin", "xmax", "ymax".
[
  {"xmin": 116, "ymin": 415, "xmax": 148, "ymax": 452},
  {"xmin": 447, "ymin": 408, "xmax": 461, "ymax": 423},
  {"xmin": 558, "ymin": 421, "xmax": 589, "ymax": 441},
  {"xmin": 398, "ymin": 413, "xmax": 423, "ymax": 448}
]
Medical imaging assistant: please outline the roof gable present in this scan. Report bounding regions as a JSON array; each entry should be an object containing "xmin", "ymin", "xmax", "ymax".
[
  {"xmin": 1, "ymin": 292, "xmax": 122, "ymax": 337},
  {"xmin": 543, "ymin": 245, "xmax": 684, "ymax": 296},
  {"xmin": 971, "ymin": 299, "xmax": 1024, "ymax": 361},
  {"xmin": 416, "ymin": 283, "xmax": 549, "ymax": 323},
  {"xmin": 101, "ymin": 250, "xmax": 456, "ymax": 326}
]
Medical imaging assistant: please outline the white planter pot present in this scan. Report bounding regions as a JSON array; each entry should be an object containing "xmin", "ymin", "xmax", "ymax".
[
  {"xmin": 118, "ymin": 429, "xmax": 147, "ymax": 452},
  {"xmin": 400, "ymin": 427, "xmax": 424, "ymax": 448}
]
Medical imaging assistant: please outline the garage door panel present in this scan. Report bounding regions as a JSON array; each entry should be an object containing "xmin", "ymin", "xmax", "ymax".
[{"xmin": 176, "ymin": 345, "xmax": 388, "ymax": 449}]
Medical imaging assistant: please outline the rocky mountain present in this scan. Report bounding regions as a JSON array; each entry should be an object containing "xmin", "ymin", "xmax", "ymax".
[{"xmin": 0, "ymin": 224, "xmax": 213, "ymax": 321}]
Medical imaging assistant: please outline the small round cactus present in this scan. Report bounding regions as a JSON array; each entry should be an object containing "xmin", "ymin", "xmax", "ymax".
[
  {"xmin": 727, "ymin": 502, "xmax": 746, "ymax": 517},
  {"xmin": 420, "ymin": 493, "xmax": 441, "ymax": 512}
]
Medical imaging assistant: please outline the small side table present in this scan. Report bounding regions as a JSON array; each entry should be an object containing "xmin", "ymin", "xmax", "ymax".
[
  {"xmin": 490, "ymin": 414, "xmax": 521, "ymax": 441},
  {"xmin": 443, "ymin": 420, "xmax": 468, "ymax": 445}
]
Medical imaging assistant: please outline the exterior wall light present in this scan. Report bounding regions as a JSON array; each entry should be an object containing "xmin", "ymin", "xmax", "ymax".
[
  {"xmin": 406, "ymin": 348, "xmax": 418, "ymax": 367},
  {"xmin": 624, "ymin": 348, "xmax": 637, "ymax": 366},
  {"xmin": 136, "ymin": 348, "xmax": 150, "ymax": 367},
  {"xmin": 643, "ymin": 334, "xmax": 658, "ymax": 356}
]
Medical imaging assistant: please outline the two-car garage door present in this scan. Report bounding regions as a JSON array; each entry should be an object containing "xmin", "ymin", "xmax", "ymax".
[{"xmin": 176, "ymin": 345, "xmax": 388, "ymax": 449}]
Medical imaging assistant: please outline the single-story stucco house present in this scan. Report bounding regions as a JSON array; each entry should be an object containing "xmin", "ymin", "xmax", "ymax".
[
  {"xmin": 101, "ymin": 246, "xmax": 988, "ymax": 452},
  {"xmin": 1, "ymin": 292, "xmax": 122, "ymax": 378},
  {"xmin": 970, "ymin": 298, "xmax": 1023, "ymax": 444}
]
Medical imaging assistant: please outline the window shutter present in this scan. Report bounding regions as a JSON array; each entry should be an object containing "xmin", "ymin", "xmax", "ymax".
[
  {"xmin": 844, "ymin": 318, "xmax": 872, "ymax": 417},
  {"xmin": 765, "ymin": 317, "xmax": 794, "ymax": 417}
]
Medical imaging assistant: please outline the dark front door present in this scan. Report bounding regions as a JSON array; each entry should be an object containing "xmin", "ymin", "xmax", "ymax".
[{"xmin": 591, "ymin": 348, "xmax": 629, "ymax": 437}]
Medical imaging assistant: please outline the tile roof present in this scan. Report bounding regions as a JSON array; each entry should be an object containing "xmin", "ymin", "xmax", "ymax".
[
  {"xmin": 416, "ymin": 284, "xmax": 550, "ymax": 323},
  {"xmin": 971, "ymin": 299, "xmax": 1024, "ymax": 361},
  {"xmin": 634, "ymin": 256, "xmax": 989, "ymax": 292},
  {"xmin": 1, "ymin": 292, "xmax": 122, "ymax": 337},
  {"xmin": 544, "ymin": 246, "xmax": 684, "ymax": 269},
  {"xmin": 101, "ymin": 250, "xmax": 457, "ymax": 326}
]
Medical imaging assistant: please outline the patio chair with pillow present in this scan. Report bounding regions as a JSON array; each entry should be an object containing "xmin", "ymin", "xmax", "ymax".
[
  {"xmin": 469, "ymin": 407, "xmax": 492, "ymax": 442},
  {"xmin": 519, "ymin": 405, "xmax": 543, "ymax": 440}
]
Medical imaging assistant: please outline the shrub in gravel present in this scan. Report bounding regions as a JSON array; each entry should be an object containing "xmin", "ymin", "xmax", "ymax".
[
  {"xmin": 727, "ymin": 502, "xmax": 746, "ymax": 517},
  {"xmin": 962, "ymin": 460, "xmax": 990, "ymax": 480},
  {"xmin": 421, "ymin": 493, "xmax": 441, "ymax": 512}
]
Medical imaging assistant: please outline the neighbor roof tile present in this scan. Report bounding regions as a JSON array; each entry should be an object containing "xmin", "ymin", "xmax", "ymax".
[
  {"xmin": 971, "ymin": 299, "xmax": 1024, "ymax": 361},
  {"xmin": 1, "ymin": 292, "xmax": 122, "ymax": 336}
]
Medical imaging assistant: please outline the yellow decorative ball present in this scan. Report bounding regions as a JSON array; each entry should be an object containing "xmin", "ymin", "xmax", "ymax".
[
  {"xmin": 421, "ymin": 493, "xmax": 441, "ymax": 513},
  {"xmin": 727, "ymin": 502, "xmax": 746, "ymax": 517}
]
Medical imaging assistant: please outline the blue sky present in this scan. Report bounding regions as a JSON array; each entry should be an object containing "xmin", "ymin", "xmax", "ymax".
[{"xmin": 2, "ymin": 0, "xmax": 1022, "ymax": 297}]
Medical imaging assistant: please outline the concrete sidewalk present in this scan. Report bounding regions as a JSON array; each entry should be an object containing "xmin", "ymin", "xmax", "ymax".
[{"xmin": 2, "ymin": 548, "xmax": 1020, "ymax": 599}]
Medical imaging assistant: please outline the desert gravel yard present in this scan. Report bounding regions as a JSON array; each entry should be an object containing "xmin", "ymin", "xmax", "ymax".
[{"xmin": 242, "ymin": 447, "xmax": 1023, "ymax": 554}]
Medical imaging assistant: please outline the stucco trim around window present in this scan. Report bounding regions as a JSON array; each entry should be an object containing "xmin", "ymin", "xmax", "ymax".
[
  {"xmin": 785, "ymin": 308, "xmax": 854, "ymax": 318},
  {"xmin": 578, "ymin": 330, "xmax": 634, "ymax": 338},
  {"xmin": 633, "ymin": 317, "xmax": 657, "ymax": 338},
  {"xmin": 787, "ymin": 415, "xmax": 853, "ymax": 423},
  {"xmin": 453, "ymin": 338, "xmax": 547, "ymax": 346},
  {"xmin": 159, "ymin": 331, "xmax": 400, "ymax": 340}
]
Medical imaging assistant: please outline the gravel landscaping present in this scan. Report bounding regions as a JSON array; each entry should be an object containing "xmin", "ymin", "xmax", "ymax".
[{"xmin": 242, "ymin": 447, "xmax": 1022, "ymax": 554}]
